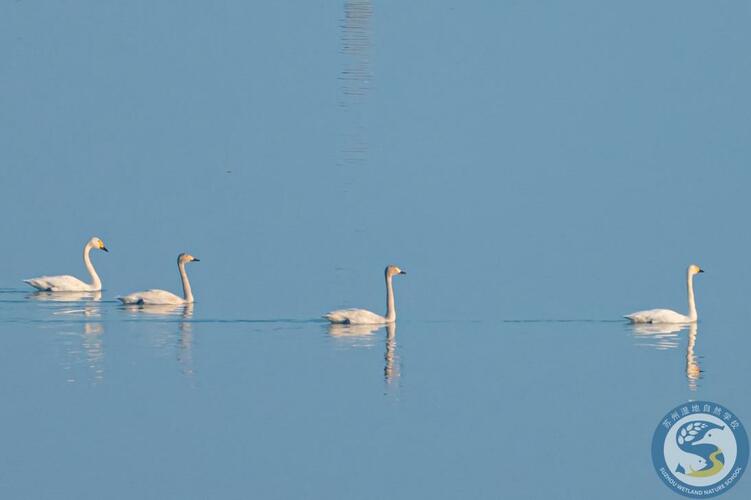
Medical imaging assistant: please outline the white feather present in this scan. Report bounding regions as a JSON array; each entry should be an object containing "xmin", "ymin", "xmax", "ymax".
[
  {"xmin": 324, "ymin": 308, "xmax": 388, "ymax": 325},
  {"xmin": 118, "ymin": 289, "xmax": 185, "ymax": 305},
  {"xmin": 624, "ymin": 309, "xmax": 691, "ymax": 324},
  {"xmin": 24, "ymin": 275, "xmax": 93, "ymax": 292}
]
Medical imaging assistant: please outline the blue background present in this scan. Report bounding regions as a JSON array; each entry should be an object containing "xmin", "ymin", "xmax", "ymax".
[{"xmin": 1, "ymin": 1, "xmax": 749, "ymax": 499}]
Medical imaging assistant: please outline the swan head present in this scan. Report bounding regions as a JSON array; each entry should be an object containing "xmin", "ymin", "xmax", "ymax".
[
  {"xmin": 178, "ymin": 253, "xmax": 200, "ymax": 264},
  {"xmin": 385, "ymin": 265, "xmax": 406, "ymax": 278},
  {"xmin": 89, "ymin": 237, "xmax": 108, "ymax": 252},
  {"xmin": 688, "ymin": 264, "xmax": 704, "ymax": 276}
]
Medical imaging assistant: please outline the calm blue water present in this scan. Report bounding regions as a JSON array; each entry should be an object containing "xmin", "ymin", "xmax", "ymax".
[
  {"xmin": 1, "ymin": 1, "xmax": 750, "ymax": 499},
  {"xmin": 1, "ymin": 294, "xmax": 748, "ymax": 499}
]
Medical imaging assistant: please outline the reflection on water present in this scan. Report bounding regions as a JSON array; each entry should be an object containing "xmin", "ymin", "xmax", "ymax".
[
  {"xmin": 30, "ymin": 290, "xmax": 103, "ymax": 317},
  {"xmin": 329, "ymin": 322, "xmax": 382, "ymax": 338},
  {"xmin": 328, "ymin": 321, "xmax": 401, "ymax": 389},
  {"xmin": 123, "ymin": 303, "xmax": 195, "ymax": 378},
  {"xmin": 55, "ymin": 300, "xmax": 105, "ymax": 384},
  {"xmin": 384, "ymin": 322, "xmax": 400, "ymax": 386},
  {"xmin": 631, "ymin": 322, "xmax": 687, "ymax": 350},
  {"xmin": 82, "ymin": 321, "xmax": 105, "ymax": 383},
  {"xmin": 28, "ymin": 290, "xmax": 103, "ymax": 302},
  {"xmin": 177, "ymin": 305, "xmax": 195, "ymax": 378},
  {"xmin": 686, "ymin": 323, "xmax": 701, "ymax": 391},
  {"xmin": 338, "ymin": 0, "xmax": 372, "ymax": 180},
  {"xmin": 328, "ymin": 322, "xmax": 382, "ymax": 351},
  {"xmin": 122, "ymin": 303, "xmax": 189, "ymax": 317},
  {"xmin": 629, "ymin": 322, "xmax": 704, "ymax": 391}
]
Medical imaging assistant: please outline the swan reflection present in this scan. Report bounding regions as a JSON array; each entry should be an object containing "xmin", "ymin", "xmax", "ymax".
[
  {"xmin": 82, "ymin": 321, "xmax": 105, "ymax": 383},
  {"xmin": 329, "ymin": 322, "xmax": 382, "ymax": 337},
  {"xmin": 630, "ymin": 322, "xmax": 688, "ymax": 350},
  {"xmin": 686, "ymin": 323, "xmax": 701, "ymax": 391},
  {"xmin": 28, "ymin": 290, "xmax": 103, "ymax": 318},
  {"xmin": 122, "ymin": 303, "xmax": 191, "ymax": 317},
  {"xmin": 629, "ymin": 322, "xmax": 704, "ymax": 391},
  {"xmin": 177, "ymin": 304, "xmax": 195, "ymax": 377},
  {"xmin": 384, "ymin": 322, "xmax": 400, "ymax": 385},
  {"xmin": 327, "ymin": 321, "xmax": 401, "ymax": 387},
  {"xmin": 55, "ymin": 302, "xmax": 105, "ymax": 384},
  {"xmin": 122, "ymin": 303, "xmax": 195, "ymax": 378},
  {"xmin": 328, "ymin": 322, "xmax": 381, "ymax": 349},
  {"xmin": 29, "ymin": 290, "xmax": 102, "ymax": 302}
]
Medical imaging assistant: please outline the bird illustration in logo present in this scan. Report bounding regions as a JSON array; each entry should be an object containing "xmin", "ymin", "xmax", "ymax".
[{"xmin": 674, "ymin": 421, "xmax": 726, "ymax": 478}]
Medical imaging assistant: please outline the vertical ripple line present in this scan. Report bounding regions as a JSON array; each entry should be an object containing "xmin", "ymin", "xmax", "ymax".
[{"xmin": 338, "ymin": 0, "xmax": 373, "ymax": 177}]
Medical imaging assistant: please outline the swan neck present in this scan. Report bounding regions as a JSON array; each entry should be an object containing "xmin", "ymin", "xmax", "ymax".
[
  {"xmin": 687, "ymin": 271, "xmax": 697, "ymax": 321},
  {"xmin": 385, "ymin": 275, "xmax": 396, "ymax": 322},
  {"xmin": 179, "ymin": 261, "xmax": 194, "ymax": 303},
  {"xmin": 83, "ymin": 243, "xmax": 101, "ymax": 290}
]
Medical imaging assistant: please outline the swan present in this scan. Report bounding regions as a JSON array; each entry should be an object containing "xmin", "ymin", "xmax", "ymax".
[
  {"xmin": 24, "ymin": 237, "xmax": 109, "ymax": 292},
  {"xmin": 625, "ymin": 264, "xmax": 704, "ymax": 324},
  {"xmin": 324, "ymin": 265, "xmax": 406, "ymax": 324},
  {"xmin": 118, "ymin": 253, "xmax": 199, "ymax": 305}
]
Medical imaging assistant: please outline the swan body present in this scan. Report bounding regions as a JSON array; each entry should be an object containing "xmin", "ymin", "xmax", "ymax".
[
  {"xmin": 119, "ymin": 289, "xmax": 186, "ymax": 305},
  {"xmin": 118, "ymin": 253, "xmax": 199, "ymax": 305},
  {"xmin": 24, "ymin": 237, "xmax": 108, "ymax": 292},
  {"xmin": 325, "ymin": 265, "xmax": 406, "ymax": 325},
  {"xmin": 326, "ymin": 309, "xmax": 389, "ymax": 325},
  {"xmin": 24, "ymin": 275, "xmax": 95, "ymax": 292},
  {"xmin": 626, "ymin": 309, "xmax": 693, "ymax": 324},
  {"xmin": 625, "ymin": 264, "xmax": 703, "ymax": 324}
]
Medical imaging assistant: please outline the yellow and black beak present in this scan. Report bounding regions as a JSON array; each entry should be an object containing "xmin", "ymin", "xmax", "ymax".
[
  {"xmin": 399, "ymin": 270, "xmax": 406, "ymax": 275},
  {"xmin": 192, "ymin": 257, "xmax": 200, "ymax": 262},
  {"xmin": 101, "ymin": 245, "xmax": 109, "ymax": 252},
  {"xmin": 698, "ymin": 269, "xmax": 704, "ymax": 273}
]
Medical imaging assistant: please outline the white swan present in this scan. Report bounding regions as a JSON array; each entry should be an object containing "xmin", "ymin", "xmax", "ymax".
[
  {"xmin": 118, "ymin": 253, "xmax": 199, "ymax": 305},
  {"xmin": 625, "ymin": 264, "xmax": 704, "ymax": 324},
  {"xmin": 24, "ymin": 237, "xmax": 109, "ymax": 292},
  {"xmin": 324, "ymin": 265, "xmax": 406, "ymax": 324}
]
